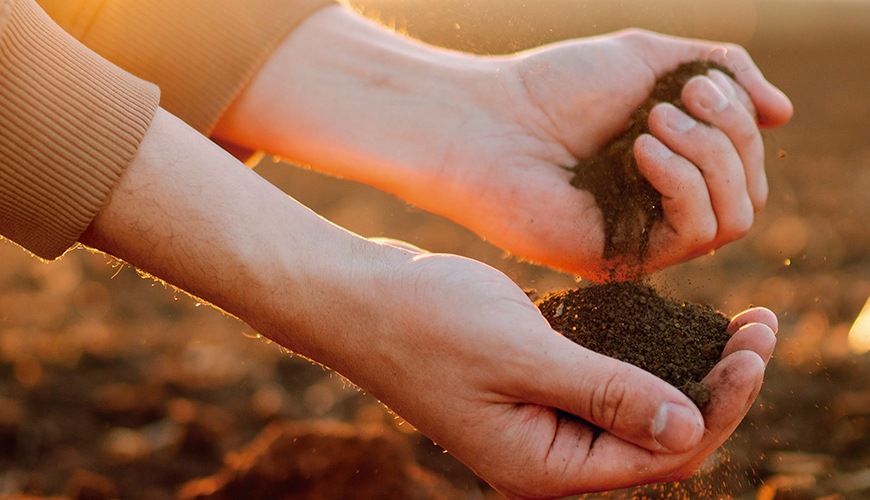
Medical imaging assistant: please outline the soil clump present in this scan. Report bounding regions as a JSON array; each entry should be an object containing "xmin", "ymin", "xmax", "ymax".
[{"xmin": 537, "ymin": 281, "xmax": 730, "ymax": 406}]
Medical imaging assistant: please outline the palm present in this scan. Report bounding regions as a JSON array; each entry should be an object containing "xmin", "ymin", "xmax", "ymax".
[
  {"xmin": 430, "ymin": 39, "xmax": 669, "ymax": 279},
  {"xmin": 436, "ymin": 137, "xmax": 607, "ymax": 277},
  {"xmin": 433, "ymin": 40, "xmax": 661, "ymax": 279}
]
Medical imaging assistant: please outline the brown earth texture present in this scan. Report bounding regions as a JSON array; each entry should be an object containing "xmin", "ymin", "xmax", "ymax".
[
  {"xmin": 537, "ymin": 281, "xmax": 730, "ymax": 409},
  {"xmin": 2, "ymin": 1, "xmax": 870, "ymax": 499}
]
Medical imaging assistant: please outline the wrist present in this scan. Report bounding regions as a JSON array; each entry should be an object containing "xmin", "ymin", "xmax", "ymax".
[
  {"xmin": 80, "ymin": 108, "xmax": 405, "ymax": 372},
  {"xmin": 250, "ymin": 233, "xmax": 406, "ymax": 364},
  {"xmin": 213, "ymin": 5, "xmax": 505, "ymax": 198}
]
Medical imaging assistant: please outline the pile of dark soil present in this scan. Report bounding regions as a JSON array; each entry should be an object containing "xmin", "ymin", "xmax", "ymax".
[{"xmin": 537, "ymin": 281, "xmax": 730, "ymax": 406}]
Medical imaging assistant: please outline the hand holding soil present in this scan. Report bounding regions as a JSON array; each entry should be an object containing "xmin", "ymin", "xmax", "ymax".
[
  {"xmin": 538, "ymin": 281, "xmax": 731, "ymax": 407},
  {"xmin": 331, "ymin": 245, "xmax": 777, "ymax": 497},
  {"xmin": 570, "ymin": 60, "xmax": 736, "ymax": 265},
  {"xmin": 479, "ymin": 30, "xmax": 792, "ymax": 280},
  {"xmin": 228, "ymin": 24, "xmax": 793, "ymax": 282}
]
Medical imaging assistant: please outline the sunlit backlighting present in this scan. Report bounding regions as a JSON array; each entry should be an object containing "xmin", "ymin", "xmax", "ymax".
[{"xmin": 847, "ymin": 297, "xmax": 870, "ymax": 354}]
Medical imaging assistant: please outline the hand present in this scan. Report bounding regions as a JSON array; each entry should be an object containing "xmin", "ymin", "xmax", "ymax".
[
  {"xmin": 214, "ymin": 9, "xmax": 793, "ymax": 280},
  {"xmin": 325, "ymin": 242, "xmax": 778, "ymax": 498},
  {"xmin": 497, "ymin": 29, "xmax": 794, "ymax": 278}
]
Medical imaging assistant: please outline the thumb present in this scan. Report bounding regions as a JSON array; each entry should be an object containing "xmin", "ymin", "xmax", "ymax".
[{"xmin": 521, "ymin": 334, "xmax": 705, "ymax": 453}]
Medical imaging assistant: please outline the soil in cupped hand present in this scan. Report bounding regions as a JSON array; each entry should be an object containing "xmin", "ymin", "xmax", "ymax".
[
  {"xmin": 537, "ymin": 281, "xmax": 730, "ymax": 407},
  {"xmin": 539, "ymin": 61, "xmax": 736, "ymax": 407}
]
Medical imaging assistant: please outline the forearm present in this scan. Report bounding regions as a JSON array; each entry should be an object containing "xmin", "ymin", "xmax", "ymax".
[
  {"xmin": 212, "ymin": 5, "xmax": 508, "ymax": 198},
  {"xmin": 79, "ymin": 107, "xmax": 394, "ymax": 362}
]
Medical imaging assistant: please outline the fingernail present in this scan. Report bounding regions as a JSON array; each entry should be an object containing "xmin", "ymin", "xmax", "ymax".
[
  {"xmin": 646, "ymin": 136, "xmax": 674, "ymax": 160},
  {"xmin": 653, "ymin": 402, "xmax": 704, "ymax": 452},
  {"xmin": 708, "ymin": 70, "xmax": 736, "ymax": 99},
  {"xmin": 696, "ymin": 77, "xmax": 730, "ymax": 113},
  {"xmin": 665, "ymin": 105, "xmax": 697, "ymax": 133}
]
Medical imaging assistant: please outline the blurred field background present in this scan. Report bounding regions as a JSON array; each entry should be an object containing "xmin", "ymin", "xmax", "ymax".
[{"xmin": 2, "ymin": 0, "xmax": 870, "ymax": 498}]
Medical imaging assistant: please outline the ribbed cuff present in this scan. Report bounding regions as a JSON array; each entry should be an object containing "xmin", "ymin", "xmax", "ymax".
[
  {"xmin": 0, "ymin": 0, "xmax": 160, "ymax": 259},
  {"xmin": 77, "ymin": 0, "xmax": 337, "ymax": 138}
]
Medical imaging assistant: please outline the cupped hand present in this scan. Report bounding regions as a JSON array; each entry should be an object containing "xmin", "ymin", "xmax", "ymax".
[
  {"xmin": 427, "ymin": 29, "xmax": 793, "ymax": 280},
  {"xmin": 336, "ymin": 242, "xmax": 777, "ymax": 498}
]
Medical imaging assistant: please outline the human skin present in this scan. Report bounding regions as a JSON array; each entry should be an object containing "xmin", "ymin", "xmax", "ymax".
[
  {"xmin": 213, "ymin": 5, "xmax": 793, "ymax": 281},
  {"xmin": 80, "ymin": 108, "xmax": 777, "ymax": 498}
]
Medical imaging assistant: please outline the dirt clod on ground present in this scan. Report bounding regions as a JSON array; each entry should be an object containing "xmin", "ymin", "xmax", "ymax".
[{"xmin": 178, "ymin": 421, "xmax": 459, "ymax": 500}]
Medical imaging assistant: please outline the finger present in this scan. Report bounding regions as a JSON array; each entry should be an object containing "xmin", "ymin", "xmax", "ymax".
[
  {"xmin": 634, "ymin": 32, "xmax": 793, "ymax": 127},
  {"xmin": 682, "ymin": 74, "xmax": 768, "ymax": 212},
  {"xmin": 633, "ymin": 133, "xmax": 716, "ymax": 263},
  {"xmin": 369, "ymin": 237, "xmax": 428, "ymax": 254},
  {"xmin": 520, "ymin": 334, "xmax": 704, "ymax": 454},
  {"xmin": 721, "ymin": 322, "xmax": 777, "ymax": 365},
  {"xmin": 554, "ymin": 350, "xmax": 766, "ymax": 492},
  {"xmin": 728, "ymin": 307, "xmax": 778, "ymax": 335},
  {"xmin": 648, "ymin": 102, "xmax": 755, "ymax": 246},
  {"xmin": 664, "ymin": 350, "xmax": 766, "ymax": 480},
  {"xmin": 708, "ymin": 69, "xmax": 756, "ymax": 122},
  {"xmin": 703, "ymin": 45, "xmax": 794, "ymax": 128}
]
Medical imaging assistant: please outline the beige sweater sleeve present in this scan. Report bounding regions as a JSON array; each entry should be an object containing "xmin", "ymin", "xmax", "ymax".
[
  {"xmin": 1, "ymin": 0, "xmax": 336, "ymax": 259},
  {"xmin": 39, "ymin": 0, "xmax": 337, "ymax": 137},
  {"xmin": 0, "ymin": 0, "xmax": 160, "ymax": 260}
]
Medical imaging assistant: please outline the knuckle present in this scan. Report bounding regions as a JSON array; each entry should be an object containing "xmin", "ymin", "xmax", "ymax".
[
  {"xmin": 733, "ymin": 119, "xmax": 761, "ymax": 148},
  {"xmin": 752, "ymin": 183, "xmax": 768, "ymax": 212},
  {"xmin": 685, "ymin": 218, "xmax": 717, "ymax": 245},
  {"xmin": 588, "ymin": 371, "xmax": 630, "ymax": 429},
  {"xmin": 722, "ymin": 203, "xmax": 755, "ymax": 241},
  {"xmin": 691, "ymin": 125, "xmax": 733, "ymax": 158}
]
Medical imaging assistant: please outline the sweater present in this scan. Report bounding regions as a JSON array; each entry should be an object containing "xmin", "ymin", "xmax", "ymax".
[{"xmin": 0, "ymin": 0, "xmax": 334, "ymax": 259}]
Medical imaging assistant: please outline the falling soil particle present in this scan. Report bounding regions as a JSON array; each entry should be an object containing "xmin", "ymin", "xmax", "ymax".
[{"xmin": 538, "ymin": 281, "xmax": 730, "ymax": 407}]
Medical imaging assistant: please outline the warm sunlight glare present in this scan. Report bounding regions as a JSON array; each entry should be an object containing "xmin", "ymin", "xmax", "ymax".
[{"xmin": 848, "ymin": 296, "xmax": 870, "ymax": 354}]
